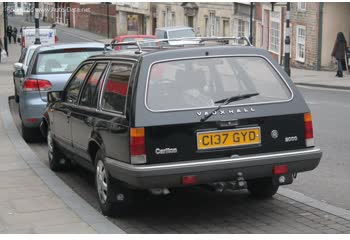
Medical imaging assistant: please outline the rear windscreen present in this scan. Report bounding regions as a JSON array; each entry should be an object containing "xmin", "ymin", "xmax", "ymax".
[
  {"xmin": 33, "ymin": 48, "xmax": 105, "ymax": 74},
  {"xmin": 146, "ymin": 56, "xmax": 292, "ymax": 111}
]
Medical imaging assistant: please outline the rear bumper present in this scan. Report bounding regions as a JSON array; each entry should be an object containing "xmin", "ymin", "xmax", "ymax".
[{"xmin": 106, "ymin": 148, "xmax": 322, "ymax": 189}]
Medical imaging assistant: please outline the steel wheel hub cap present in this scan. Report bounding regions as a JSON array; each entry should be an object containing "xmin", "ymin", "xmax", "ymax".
[{"xmin": 96, "ymin": 160, "xmax": 108, "ymax": 204}]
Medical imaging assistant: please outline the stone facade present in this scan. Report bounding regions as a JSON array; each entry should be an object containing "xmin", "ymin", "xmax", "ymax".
[
  {"xmin": 154, "ymin": 2, "xmax": 234, "ymax": 38},
  {"xmin": 290, "ymin": 2, "xmax": 320, "ymax": 70}
]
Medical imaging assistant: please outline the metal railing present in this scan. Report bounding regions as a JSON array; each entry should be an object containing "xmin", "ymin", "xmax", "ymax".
[{"xmin": 106, "ymin": 36, "xmax": 252, "ymax": 54}]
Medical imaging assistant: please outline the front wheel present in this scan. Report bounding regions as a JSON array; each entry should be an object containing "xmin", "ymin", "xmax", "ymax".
[{"xmin": 247, "ymin": 178, "xmax": 279, "ymax": 199}]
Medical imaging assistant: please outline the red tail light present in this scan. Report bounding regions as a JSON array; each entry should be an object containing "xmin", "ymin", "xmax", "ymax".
[
  {"xmin": 23, "ymin": 79, "xmax": 52, "ymax": 92},
  {"xmin": 55, "ymin": 35, "xmax": 58, "ymax": 44},
  {"xmin": 130, "ymin": 128, "xmax": 146, "ymax": 164},
  {"xmin": 22, "ymin": 36, "xmax": 25, "ymax": 48},
  {"xmin": 273, "ymin": 165, "xmax": 288, "ymax": 175},
  {"xmin": 182, "ymin": 175, "xmax": 198, "ymax": 185},
  {"xmin": 304, "ymin": 113, "xmax": 315, "ymax": 147}
]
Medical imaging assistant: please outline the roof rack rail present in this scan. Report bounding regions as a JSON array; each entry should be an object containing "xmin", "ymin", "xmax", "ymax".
[{"xmin": 106, "ymin": 36, "xmax": 252, "ymax": 54}]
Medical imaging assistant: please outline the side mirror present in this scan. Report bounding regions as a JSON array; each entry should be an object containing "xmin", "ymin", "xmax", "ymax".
[
  {"xmin": 14, "ymin": 69, "xmax": 25, "ymax": 78},
  {"xmin": 47, "ymin": 91, "xmax": 62, "ymax": 103},
  {"xmin": 14, "ymin": 62, "xmax": 23, "ymax": 70}
]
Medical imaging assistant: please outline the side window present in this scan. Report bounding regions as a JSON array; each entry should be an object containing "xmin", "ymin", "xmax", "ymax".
[
  {"xmin": 80, "ymin": 63, "xmax": 108, "ymax": 108},
  {"xmin": 101, "ymin": 63, "xmax": 132, "ymax": 114},
  {"xmin": 64, "ymin": 63, "xmax": 92, "ymax": 104}
]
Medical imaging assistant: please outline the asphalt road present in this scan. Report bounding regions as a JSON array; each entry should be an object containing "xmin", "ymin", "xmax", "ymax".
[{"xmin": 286, "ymin": 86, "xmax": 350, "ymax": 211}]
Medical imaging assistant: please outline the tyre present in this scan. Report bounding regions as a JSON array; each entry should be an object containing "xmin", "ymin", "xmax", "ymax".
[
  {"xmin": 14, "ymin": 86, "xmax": 19, "ymax": 103},
  {"xmin": 47, "ymin": 126, "xmax": 66, "ymax": 172},
  {"xmin": 247, "ymin": 178, "xmax": 279, "ymax": 199},
  {"xmin": 95, "ymin": 149, "xmax": 132, "ymax": 217},
  {"xmin": 21, "ymin": 122, "xmax": 37, "ymax": 142}
]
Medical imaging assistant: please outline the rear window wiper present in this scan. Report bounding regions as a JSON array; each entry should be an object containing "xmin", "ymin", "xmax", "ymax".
[{"xmin": 200, "ymin": 92, "xmax": 259, "ymax": 122}]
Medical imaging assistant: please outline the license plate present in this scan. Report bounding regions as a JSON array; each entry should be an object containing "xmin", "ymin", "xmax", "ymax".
[{"xmin": 197, "ymin": 127, "xmax": 261, "ymax": 150}]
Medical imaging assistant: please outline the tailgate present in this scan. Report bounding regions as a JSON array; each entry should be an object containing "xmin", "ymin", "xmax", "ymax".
[{"xmin": 145, "ymin": 114, "xmax": 306, "ymax": 164}]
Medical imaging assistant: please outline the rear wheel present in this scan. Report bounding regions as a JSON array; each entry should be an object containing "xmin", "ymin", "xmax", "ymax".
[
  {"xmin": 95, "ymin": 149, "xmax": 132, "ymax": 217},
  {"xmin": 247, "ymin": 178, "xmax": 279, "ymax": 199},
  {"xmin": 47, "ymin": 126, "xmax": 66, "ymax": 171}
]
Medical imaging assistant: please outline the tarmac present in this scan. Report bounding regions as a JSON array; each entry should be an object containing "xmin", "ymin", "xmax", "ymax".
[{"xmin": 0, "ymin": 20, "xmax": 349, "ymax": 234}]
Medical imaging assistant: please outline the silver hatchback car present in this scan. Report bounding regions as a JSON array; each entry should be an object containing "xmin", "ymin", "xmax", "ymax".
[{"xmin": 18, "ymin": 42, "xmax": 107, "ymax": 142}]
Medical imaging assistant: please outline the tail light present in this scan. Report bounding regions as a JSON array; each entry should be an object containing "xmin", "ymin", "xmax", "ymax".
[
  {"xmin": 304, "ymin": 112, "xmax": 315, "ymax": 147},
  {"xmin": 23, "ymin": 79, "xmax": 52, "ymax": 92},
  {"xmin": 22, "ymin": 36, "xmax": 25, "ymax": 48},
  {"xmin": 55, "ymin": 35, "xmax": 58, "ymax": 44},
  {"xmin": 273, "ymin": 165, "xmax": 288, "ymax": 175},
  {"xmin": 130, "ymin": 128, "xmax": 146, "ymax": 164}
]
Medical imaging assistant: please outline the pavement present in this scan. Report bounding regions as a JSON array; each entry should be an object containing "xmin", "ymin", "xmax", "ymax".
[
  {"xmin": 1, "ymin": 18, "xmax": 350, "ymax": 234},
  {"xmin": 0, "ymin": 41, "xmax": 124, "ymax": 234}
]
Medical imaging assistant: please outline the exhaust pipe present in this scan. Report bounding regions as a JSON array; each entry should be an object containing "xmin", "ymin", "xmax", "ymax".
[{"xmin": 149, "ymin": 188, "xmax": 170, "ymax": 195}]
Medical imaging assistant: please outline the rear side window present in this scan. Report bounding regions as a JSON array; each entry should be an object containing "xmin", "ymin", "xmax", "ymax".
[
  {"xmin": 64, "ymin": 63, "xmax": 93, "ymax": 104},
  {"xmin": 101, "ymin": 63, "xmax": 132, "ymax": 114},
  {"xmin": 80, "ymin": 63, "xmax": 108, "ymax": 108},
  {"xmin": 146, "ymin": 56, "xmax": 292, "ymax": 111},
  {"xmin": 33, "ymin": 48, "xmax": 104, "ymax": 74}
]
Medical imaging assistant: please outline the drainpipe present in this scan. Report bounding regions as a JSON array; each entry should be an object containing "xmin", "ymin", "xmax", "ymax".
[{"xmin": 316, "ymin": 2, "xmax": 323, "ymax": 71}]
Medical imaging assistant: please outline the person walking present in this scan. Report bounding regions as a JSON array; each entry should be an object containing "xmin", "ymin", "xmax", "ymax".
[
  {"xmin": 331, "ymin": 32, "xmax": 348, "ymax": 78},
  {"xmin": 7, "ymin": 25, "xmax": 12, "ymax": 44},
  {"xmin": 12, "ymin": 27, "xmax": 18, "ymax": 44}
]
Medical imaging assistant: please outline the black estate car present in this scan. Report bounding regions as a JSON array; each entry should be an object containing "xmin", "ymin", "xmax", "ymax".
[{"xmin": 43, "ymin": 38, "xmax": 322, "ymax": 217}]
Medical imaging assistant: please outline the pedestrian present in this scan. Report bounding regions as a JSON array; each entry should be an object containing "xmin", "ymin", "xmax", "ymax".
[
  {"xmin": 12, "ymin": 27, "xmax": 18, "ymax": 44},
  {"xmin": 331, "ymin": 32, "xmax": 348, "ymax": 78},
  {"xmin": 7, "ymin": 25, "xmax": 12, "ymax": 44}
]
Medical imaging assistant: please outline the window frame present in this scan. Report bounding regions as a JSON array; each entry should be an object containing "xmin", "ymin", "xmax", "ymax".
[
  {"xmin": 295, "ymin": 25, "xmax": 306, "ymax": 63},
  {"xmin": 100, "ymin": 61, "xmax": 135, "ymax": 115},
  {"xmin": 269, "ymin": 11, "xmax": 281, "ymax": 54},
  {"xmin": 297, "ymin": 2, "xmax": 307, "ymax": 11},
  {"xmin": 62, "ymin": 61, "xmax": 94, "ymax": 105},
  {"xmin": 78, "ymin": 61, "xmax": 110, "ymax": 109}
]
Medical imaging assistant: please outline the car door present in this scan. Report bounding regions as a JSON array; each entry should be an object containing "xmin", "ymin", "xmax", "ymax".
[
  {"xmin": 71, "ymin": 62, "xmax": 109, "ymax": 163},
  {"xmin": 53, "ymin": 62, "xmax": 93, "ymax": 151}
]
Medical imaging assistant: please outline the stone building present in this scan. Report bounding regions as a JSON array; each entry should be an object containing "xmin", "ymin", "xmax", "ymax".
[
  {"xmin": 255, "ymin": 2, "xmax": 350, "ymax": 71},
  {"xmin": 154, "ymin": 2, "xmax": 235, "ymax": 37}
]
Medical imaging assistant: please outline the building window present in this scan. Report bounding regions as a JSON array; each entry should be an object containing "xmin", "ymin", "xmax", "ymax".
[
  {"xmin": 296, "ymin": 25, "xmax": 306, "ymax": 62},
  {"xmin": 172, "ymin": 12, "xmax": 176, "ymax": 26},
  {"xmin": 162, "ymin": 11, "xmax": 166, "ymax": 27},
  {"xmin": 238, "ymin": 19, "xmax": 245, "ymax": 37},
  {"xmin": 188, "ymin": 16, "xmax": 194, "ymax": 28},
  {"xmin": 269, "ymin": 11, "xmax": 281, "ymax": 54},
  {"xmin": 216, "ymin": 17, "xmax": 220, "ymax": 36},
  {"xmin": 205, "ymin": 14, "xmax": 217, "ymax": 37},
  {"xmin": 297, "ymin": 2, "xmax": 306, "ymax": 11}
]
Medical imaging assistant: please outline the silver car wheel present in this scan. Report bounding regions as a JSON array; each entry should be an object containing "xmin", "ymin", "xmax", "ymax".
[{"xmin": 96, "ymin": 160, "xmax": 108, "ymax": 204}]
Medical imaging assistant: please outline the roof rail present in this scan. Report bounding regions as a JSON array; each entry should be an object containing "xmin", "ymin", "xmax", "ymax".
[{"xmin": 106, "ymin": 36, "xmax": 252, "ymax": 54}]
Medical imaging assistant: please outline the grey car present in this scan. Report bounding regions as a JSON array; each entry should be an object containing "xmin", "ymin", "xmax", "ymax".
[{"xmin": 18, "ymin": 42, "xmax": 108, "ymax": 142}]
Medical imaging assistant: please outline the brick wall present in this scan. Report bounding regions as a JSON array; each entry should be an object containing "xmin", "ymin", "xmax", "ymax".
[
  {"xmin": 290, "ymin": 2, "xmax": 320, "ymax": 70},
  {"xmin": 70, "ymin": 3, "xmax": 116, "ymax": 38}
]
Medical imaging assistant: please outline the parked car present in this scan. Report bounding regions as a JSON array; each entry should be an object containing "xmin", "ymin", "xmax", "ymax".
[
  {"xmin": 18, "ymin": 42, "xmax": 108, "ymax": 142},
  {"xmin": 155, "ymin": 26, "xmax": 198, "ymax": 45},
  {"xmin": 111, "ymin": 35, "xmax": 156, "ymax": 50},
  {"xmin": 13, "ymin": 44, "xmax": 40, "ymax": 102},
  {"xmin": 44, "ymin": 38, "xmax": 322, "ymax": 217}
]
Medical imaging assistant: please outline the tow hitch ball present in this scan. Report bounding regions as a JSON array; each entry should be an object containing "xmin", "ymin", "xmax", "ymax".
[{"xmin": 210, "ymin": 172, "xmax": 247, "ymax": 192}]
